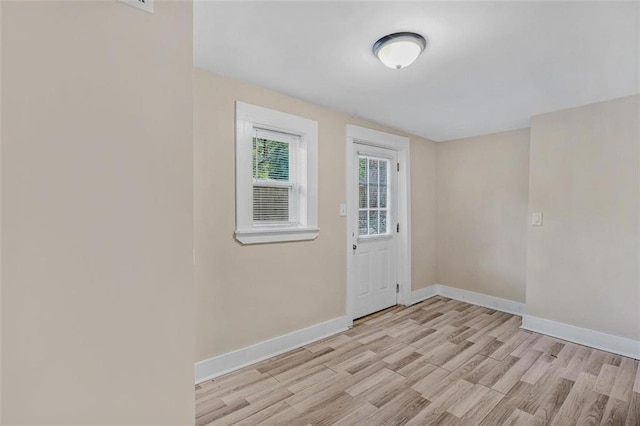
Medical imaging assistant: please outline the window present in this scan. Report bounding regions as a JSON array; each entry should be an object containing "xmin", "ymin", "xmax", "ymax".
[
  {"xmin": 235, "ymin": 102, "xmax": 318, "ymax": 244},
  {"xmin": 252, "ymin": 130, "xmax": 298, "ymax": 224},
  {"xmin": 358, "ymin": 156, "xmax": 390, "ymax": 236}
]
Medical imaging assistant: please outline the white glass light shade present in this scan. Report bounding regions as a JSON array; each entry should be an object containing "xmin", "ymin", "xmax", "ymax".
[{"xmin": 373, "ymin": 32, "xmax": 426, "ymax": 70}]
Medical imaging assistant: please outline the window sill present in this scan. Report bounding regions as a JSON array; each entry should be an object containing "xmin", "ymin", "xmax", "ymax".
[{"xmin": 235, "ymin": 227, "xmax": 320, "ymax": 245}]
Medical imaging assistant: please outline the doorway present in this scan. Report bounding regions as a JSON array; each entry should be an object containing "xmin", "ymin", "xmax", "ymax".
[{"xmin": 346, "ymin": 125, "xmax": 412, "ymax": 321}]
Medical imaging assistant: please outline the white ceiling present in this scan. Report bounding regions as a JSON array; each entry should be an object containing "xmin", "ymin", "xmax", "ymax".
[{"xmin": 194, "ymin": 1, "xmax": 639, "ymax": 141}]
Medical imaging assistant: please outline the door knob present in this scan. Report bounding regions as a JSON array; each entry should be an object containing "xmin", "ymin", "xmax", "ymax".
[{"xmin": 353, "ymin": 244, "xmax": 357, "ymax": 250}]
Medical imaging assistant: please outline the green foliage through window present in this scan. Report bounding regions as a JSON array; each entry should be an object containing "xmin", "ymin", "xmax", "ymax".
[{"xmin": 253, "ymin": 138, "xmax": 290, "ymax": 181}]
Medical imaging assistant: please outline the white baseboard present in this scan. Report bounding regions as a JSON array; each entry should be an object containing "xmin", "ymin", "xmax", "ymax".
[
  {"xmin": 410, "ymin": 284, "xmax": 525, "ymax": 316},
  {"xmin": 436, "ymin": 284, "xmax": 526, "ymax": 316},
  {"xmin": 197, "ymin": 286, "xmax": 639, "ymax": 384},
  {"xmin": 409, "ymin": 285, "xmax": 439, "ymax": 304},
  {"xmin": 195, "ymin": 315, "xmax": 351, "ymax": 384},
  {"xmin": 522, "ymin": 315, "xmax": 640, "ymax": 360},
  {"xmin": 411, "ymin": 284, "xmax": 639, "ymax": 359}
]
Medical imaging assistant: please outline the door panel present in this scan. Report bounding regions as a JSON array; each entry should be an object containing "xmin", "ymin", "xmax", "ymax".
[
  {"xmin": 357, "ymin": 252, "xmax": 370, "ymax": 296},
  {"xmin": 352, "ymin": 144, "xmax": 398, "ymax": 319},
  {"xmin": 379, "ymin": 248, "xmax": 390, "ymax": 290}
]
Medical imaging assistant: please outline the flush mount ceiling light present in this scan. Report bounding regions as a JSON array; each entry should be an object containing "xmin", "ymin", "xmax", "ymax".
[{"xmin": 373, "ymin": 32, "xmax": 426, "ymax": 70}]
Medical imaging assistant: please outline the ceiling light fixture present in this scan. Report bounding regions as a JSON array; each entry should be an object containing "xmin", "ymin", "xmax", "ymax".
[{"xmin": 373, "ymin": 32, "xmax": 426, "ymax": 70}]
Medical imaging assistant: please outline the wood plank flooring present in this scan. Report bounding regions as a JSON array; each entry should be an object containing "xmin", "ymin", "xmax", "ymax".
[{"xmin": 195, "ymin": 297, "xmax": 640, "ymax": 425}]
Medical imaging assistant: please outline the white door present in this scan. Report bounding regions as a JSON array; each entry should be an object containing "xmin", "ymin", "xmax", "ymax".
[{"xmin": 351, "ymin": 144, "xmax": 398, "ymax": 319}]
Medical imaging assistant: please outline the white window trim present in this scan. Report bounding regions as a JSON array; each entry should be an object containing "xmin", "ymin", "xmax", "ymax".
[
  {"xmin": 357, "ymin": 154, "xmax": 393, "ymax": 238},
  {"xmin": 235, "ymin": 102, "xmax": 319, "ymax": 244}
]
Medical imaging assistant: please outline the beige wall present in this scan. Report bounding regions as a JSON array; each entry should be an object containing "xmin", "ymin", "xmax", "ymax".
[
  {"xmin": 526, "ymin": 95, "xmax": 640, "ymax": 341},
  {"xmin": 411, "ymin": 139, "xmax": 438, "ymax": 290},
  {"xmin": 194, "ymin": 69, "xmax": 437, "ymax": 361},
  {"xmin": 436, "ymin": 129, "xmax": 530, "ymax": 303},
  {"xmin": 0, "ymin": 0, "xmax": 4, "ymax": 424},
  {"xmin": 0, "ymin": 1, "xmax": 3, "ymax": 421},
  {"xmin": 1, "ymin": 1, "xmax": 194, "ymax": 424}
]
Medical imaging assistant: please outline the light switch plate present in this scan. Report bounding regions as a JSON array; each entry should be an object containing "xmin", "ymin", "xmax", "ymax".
[
  {"xmin": 532, "ymin": 212, "xmax": 543, "ymax": 226},
  {"xmin": 339, "ymin": 203, "xmax": 347, "ymax": 217},
  {"xmin": 119, "ymin": 0, "xmax": 153, "ymax": 13}
]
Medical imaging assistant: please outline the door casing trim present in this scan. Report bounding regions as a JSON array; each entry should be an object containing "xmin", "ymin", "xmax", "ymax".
[{"xmin": 345, "ymin": 125, "xmax": 412, "ymax": 324}]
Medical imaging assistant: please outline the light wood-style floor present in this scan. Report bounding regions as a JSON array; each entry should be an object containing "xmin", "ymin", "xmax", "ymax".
[{"xmin": 196, "ymin": 297, "xmax": 640, "ymax": 425}]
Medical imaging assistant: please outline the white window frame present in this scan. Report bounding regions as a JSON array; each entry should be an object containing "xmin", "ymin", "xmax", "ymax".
[
  {"xmin": 235, "ymin": 102, "xmax": 319, "ymax": 244},
  {"xmin": 357, "ymin": 154, "xmax": 393, "ymax": 238}
]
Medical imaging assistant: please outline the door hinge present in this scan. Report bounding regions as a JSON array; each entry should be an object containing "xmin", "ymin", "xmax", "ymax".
[
  {"xmin": 396, "ymin": 283, "xmax": 400, "ymax": 293},
  {"xmin": 397, "ymin": 162, "xmax": 400, "ymax": 172},
  {"xmin": 396, "ymin": 223, "xmax": 400, "ymax": 233}
]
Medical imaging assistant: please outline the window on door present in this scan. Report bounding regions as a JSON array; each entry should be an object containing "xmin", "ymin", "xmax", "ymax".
[{"xmin": 358, "ymin": 156, "xmax": 390, "ymax": 237}]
